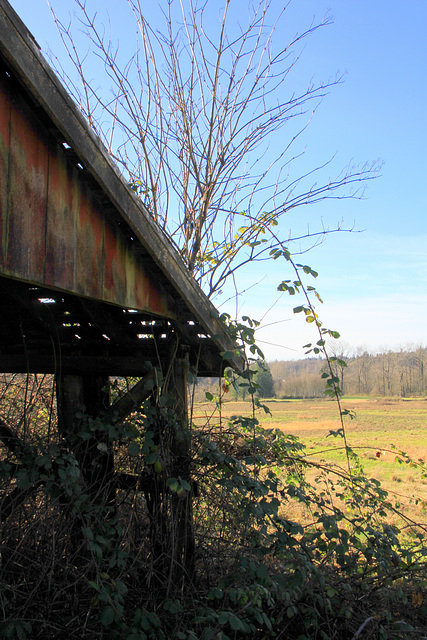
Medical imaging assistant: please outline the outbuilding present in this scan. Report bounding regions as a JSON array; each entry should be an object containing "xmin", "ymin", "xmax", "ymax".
[{"xmin": 0, "ymin": 0, "xmax": 242, "ymax": 581}]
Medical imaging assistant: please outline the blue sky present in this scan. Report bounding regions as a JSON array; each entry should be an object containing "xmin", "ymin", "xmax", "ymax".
[{"xmin": 8, "ymin": 0, "xmax": 427, "ymax": 360}]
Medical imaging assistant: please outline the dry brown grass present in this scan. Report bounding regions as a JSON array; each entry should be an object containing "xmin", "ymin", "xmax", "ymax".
[{"xmin": 194, "ymin": 396, "xmax": 427, "ymax": 529}]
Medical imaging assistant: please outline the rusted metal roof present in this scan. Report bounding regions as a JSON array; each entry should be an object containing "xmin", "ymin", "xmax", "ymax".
[{"xmin": 0, "ymin": 0, "xmax": 243, "ymax": 375}]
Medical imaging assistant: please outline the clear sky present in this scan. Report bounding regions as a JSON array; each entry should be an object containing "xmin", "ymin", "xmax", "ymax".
[{"xmin": 8, "ymin": 0, "xmax": 427, "ymax": 360}]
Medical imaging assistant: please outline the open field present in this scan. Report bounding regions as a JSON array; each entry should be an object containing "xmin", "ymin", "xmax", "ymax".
[{"xmin": 194, "ymin": 396, "xmax": 427, "ymax": 526}]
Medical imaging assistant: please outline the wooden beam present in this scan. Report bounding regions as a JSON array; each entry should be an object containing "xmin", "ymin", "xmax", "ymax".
[
  {"xmin": 0, "ymin": 354, "xmax": 156, "ymax": 376},
  {"xmin": 106, "ymin": 370, "xmax": 159, "ymax": 422}
]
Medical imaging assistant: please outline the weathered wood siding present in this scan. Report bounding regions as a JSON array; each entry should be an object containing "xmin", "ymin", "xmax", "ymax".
[{"xmin": 0, "ymin": 70, "xmax": 175, "ymax": 318}]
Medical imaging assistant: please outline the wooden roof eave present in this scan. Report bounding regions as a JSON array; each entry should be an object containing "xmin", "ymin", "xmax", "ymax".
[{"xmin": 0, "ymin": 0, "xmax": 244, "ymax": 373}]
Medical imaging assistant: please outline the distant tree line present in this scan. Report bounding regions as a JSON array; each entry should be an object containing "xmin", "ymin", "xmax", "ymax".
[
  {"xmin": 195, "ymin": 345, "xmax": 427, "ymax": 401},
  {"xmin": 270, "ymin": 344, "xmax": 427, "ymax": 398}
]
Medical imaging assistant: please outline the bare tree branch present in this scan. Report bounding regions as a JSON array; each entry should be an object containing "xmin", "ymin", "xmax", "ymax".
[{"xmin": 48, "ymin": 0, "xmax": 379, "ymax": 297}]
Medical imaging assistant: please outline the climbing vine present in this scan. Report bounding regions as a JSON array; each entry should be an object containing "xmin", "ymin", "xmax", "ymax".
[{"xmin": 1, "ymin": 257, "xmax": 427, "ymax": 639}]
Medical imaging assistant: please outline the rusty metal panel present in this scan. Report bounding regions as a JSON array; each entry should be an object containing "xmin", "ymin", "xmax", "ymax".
[
  {"xmin": 123, "ymin": 239, "xmax": 166, "ymax": 316},
  {"xmin": 102, "ymin": 217, "xmax": 171, "ymax": 315},
  {"xmin": 0, "ymin": 75, "xmax": 175, "ymax": 318},
  {"xmin": 103, "ymin": 217, "xmax": 129, "ymax": 308},
  {"xmin": 75, "ymin": 181, "xmax": 105, "ymax": 300},
  {"xmin": 6, "ymin": 86, "xmax": 47, "ymax": 281},
  {"xmin": 132, "ymin": 253, "xmax": 170, "ymax": 316},
  {"xmin": 44, "ymin": 141, "xmax": 78, "ymax": 292},
  {"xmin": 0, "ymin": 71, "xmax": 11, "ymax": 270}
]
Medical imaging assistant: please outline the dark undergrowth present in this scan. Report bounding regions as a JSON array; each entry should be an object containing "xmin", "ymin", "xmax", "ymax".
[{"xmin": 1, "ymin": 371, "xmax": 427, "ymax": 640}]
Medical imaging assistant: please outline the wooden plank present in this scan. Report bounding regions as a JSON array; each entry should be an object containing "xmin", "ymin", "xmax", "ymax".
[
  {"xmin": 75, "ymin": 180, "xmax": 104, "ymax": 299},
  {"xmin": 0, "ymin": 354, "xmax": 155, "ymax": 376},
  {"xmin": 103, "ymin": 218, "xmax": 173, "ymax": 315},
  {"xmin": 44, "ymin": 140, "xmax": 78, "ymax": 292},
  {"xmin": 102, "ymin": 215, "xmax": 129, "ymax": 308},
  {"xmin": 0, "ymin": 70, "xmax": 11, "ymax": 270},
  {"xmin": 6, "ymin": 87, "xmax": 47, "ymax": 281}
]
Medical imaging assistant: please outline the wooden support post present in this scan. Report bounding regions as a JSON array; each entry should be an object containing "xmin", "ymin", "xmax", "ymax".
[
  {"xmin": 143, "ymin": 345, "xmax": 195, "ymax": 592},
  {"xmin": 164, "ymin": 350, "xmax": 195, "ymax": 583},
  {"xmin": 56, "ymin": 374, "xmax": 115, "ymax": 510}
]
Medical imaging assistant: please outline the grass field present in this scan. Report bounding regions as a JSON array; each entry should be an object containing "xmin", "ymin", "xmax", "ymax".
[{"xmin": 196, "ymin": 396, "xmax": 427, "ymax": 526}]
